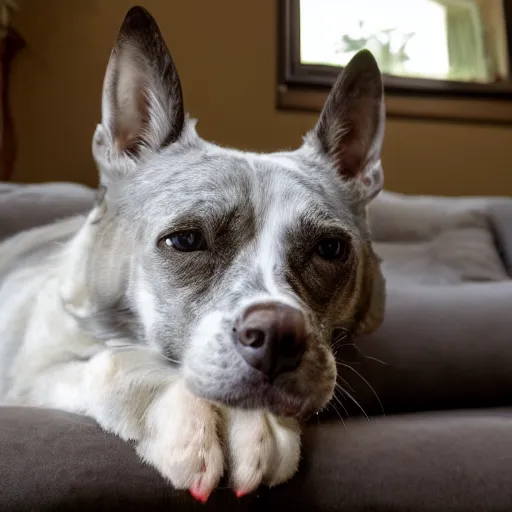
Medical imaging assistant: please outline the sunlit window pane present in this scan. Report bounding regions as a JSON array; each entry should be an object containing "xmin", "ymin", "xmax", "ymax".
[{"xmin": 300, "ymin": 0, "xmax": 507, "ymax": 83}]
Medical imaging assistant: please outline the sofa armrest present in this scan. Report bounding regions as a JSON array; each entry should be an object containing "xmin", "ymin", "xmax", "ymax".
[
  {"xmin": 341, "ymin": 281, "xmax": 512, "ymax": 417},
  {"xmin": 488, "ymin": 200, "xmax": 512, "ymax": 276},
  {"xmin": 2, "ymin": 406, "xmax": 512, "ymax": 511}
]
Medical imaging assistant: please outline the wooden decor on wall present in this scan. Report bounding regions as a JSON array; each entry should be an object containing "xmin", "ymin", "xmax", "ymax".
[
  {"xmin": 0, "ymin": 27, "xmax": 24, "ymax": 181},
  {"xmin": 0, "ymin": 0, "xmax": 23, "ymax": 182}
]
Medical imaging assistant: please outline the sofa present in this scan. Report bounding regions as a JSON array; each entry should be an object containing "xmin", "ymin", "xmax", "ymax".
[{"xmin": 1, "ymin": 182, "xmax": 512, "ymax": 512}]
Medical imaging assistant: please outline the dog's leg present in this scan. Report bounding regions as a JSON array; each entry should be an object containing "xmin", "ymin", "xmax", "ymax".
[
  {"xmin": 223, "ymin": 408, "xmax": 301, "ymax": 496},
  {"xmin": 9, "ymin": 347, "xmax": 224, "ymax": 500},
  {"xmin": 84, "ymin": 348, "xmax": 224, "ymax": 500}
]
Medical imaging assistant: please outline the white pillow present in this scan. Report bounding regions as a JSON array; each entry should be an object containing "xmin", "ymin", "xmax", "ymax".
[{"xmin": 369, "ymin": 192, "xmax": 509, "ymax": 285}]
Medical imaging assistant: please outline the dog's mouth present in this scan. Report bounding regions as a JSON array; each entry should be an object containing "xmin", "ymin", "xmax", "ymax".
[
  {"xmin": 188, "ymin": 382, "xmax": 307, "ymax": 420},
  {"xmin": 184, "ymin": 368, "xmax": 331, "ymax": 421}
]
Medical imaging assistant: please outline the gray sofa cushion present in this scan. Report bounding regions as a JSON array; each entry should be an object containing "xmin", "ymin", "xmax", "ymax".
[
  {"xmin": 0, "ymin": 182, "xmax": 94, "ymax": 242},
  {"xmin": 369, "ymin": 191, "xmax": 511, "ymax": 284},
  {"xmin": 2, "ymin": 406, "xmax": 512, "ymax": 511}
]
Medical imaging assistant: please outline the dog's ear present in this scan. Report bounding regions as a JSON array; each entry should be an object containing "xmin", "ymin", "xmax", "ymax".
[
  {"xmin": 93, "ymin": 6, "xmax": 184, "ymax": 180},
  {"xmin": 307, "ymin": 50, "xmax": 385, "ymax": 203}
]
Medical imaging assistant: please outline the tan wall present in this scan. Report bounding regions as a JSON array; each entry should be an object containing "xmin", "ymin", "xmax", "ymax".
[{"xmin": 11, "ymin": 0, "xmax": 512, "ymax": 196}]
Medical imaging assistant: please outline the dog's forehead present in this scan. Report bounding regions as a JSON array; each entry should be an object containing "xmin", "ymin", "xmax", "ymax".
[{"xmin": 123, "ymin": 144, "xmax": 354, "ymax": 225}]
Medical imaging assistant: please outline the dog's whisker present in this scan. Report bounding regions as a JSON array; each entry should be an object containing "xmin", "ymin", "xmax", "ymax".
[
  {"xmin": 331, "ymin": 337, "xmax": 351, "ymax": 351},
  {"xmin": 332, "ymin": 339, "xmax": 389, "ymax": 368},
  {"xmin": 335, "ymin": 382, "xmax": 354, "ymax": 402},
  {"xmin": 337, "ymin": 362, "xmax": 385, "ymax": 417},
  {"xmin": 350, "ymin": 344, "xmax": 389, "ymax": 367},
  {"xmin": 337, "ymin": 386, "xmax": 370, "ymax": 423},
  {"xmin": 336, "ymin": 375, "xmax": 355, "ymax": 393},
  {"xmin": 328, "ymin": 397, "xmax": 347, "ymax": 431},
  {"xmin": 363, "ymin": 355, "xmax": 389, "ymax": 366},
  {"xmin": 331, "ymin": 340, "xmax": 345, "ymax": 351},
  {"xmin": 332, "ymin": 391, "xmax": 350, "ymax": 419}
]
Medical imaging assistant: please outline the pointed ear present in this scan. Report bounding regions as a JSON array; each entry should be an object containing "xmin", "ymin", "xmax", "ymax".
[
  {"xmin": 93, "ymin": 6, "xmax": 184, "ymax": 179},
  {"xmin": 308, "ymin": 50, "xmax": 385, "ymax": 203}
]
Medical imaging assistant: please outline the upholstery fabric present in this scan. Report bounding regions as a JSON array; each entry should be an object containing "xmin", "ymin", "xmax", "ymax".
[{"xmin": 1, "ymin": 406, "xmax": 512, "ymax": 512}]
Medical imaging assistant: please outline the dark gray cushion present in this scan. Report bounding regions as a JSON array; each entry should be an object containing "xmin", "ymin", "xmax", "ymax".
[
  {"xmin": 339, "ymin": 281, "xmax": 512, "ymax": 417},
  {"xmin": 489, "ymin": 200, "xmax": 512, "ymax": 276},
  {"xmin": 2, "ymin": 406, "xmax": 512, "ymax": 511}
]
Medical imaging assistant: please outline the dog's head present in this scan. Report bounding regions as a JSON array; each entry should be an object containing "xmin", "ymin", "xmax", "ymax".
[{"xmin": 84, "ymin": 6, "xmax": 385, "ymax": 419}]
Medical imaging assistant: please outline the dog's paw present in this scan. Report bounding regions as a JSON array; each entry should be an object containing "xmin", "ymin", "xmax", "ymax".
[
  {"xmin": 137, "ymin": 381, "xmax": 224, "ymax": 502},
  {"xmin": 224, "ymin": 409, "xmax": 301, "ymax": 496}
]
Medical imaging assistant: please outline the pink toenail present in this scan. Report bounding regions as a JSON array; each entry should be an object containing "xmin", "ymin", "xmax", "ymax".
[{"xmin": 189, "ymin": 486, "xmax": 209, "ymax": 503}]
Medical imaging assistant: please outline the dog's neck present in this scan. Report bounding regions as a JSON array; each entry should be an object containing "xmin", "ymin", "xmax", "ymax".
[{"xmin": 59, "ymin": 200, "xmax": 143, "ymax": 345}]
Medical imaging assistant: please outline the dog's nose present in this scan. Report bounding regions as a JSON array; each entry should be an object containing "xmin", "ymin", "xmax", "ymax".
[{"xmin": 233, "ymin": 303, "xmax": 307, "ymax": 378}]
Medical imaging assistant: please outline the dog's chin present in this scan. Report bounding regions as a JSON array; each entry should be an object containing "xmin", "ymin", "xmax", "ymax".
[{"xmin": 185, "ymin": 375, "xmax": 329, "ymax": 421}]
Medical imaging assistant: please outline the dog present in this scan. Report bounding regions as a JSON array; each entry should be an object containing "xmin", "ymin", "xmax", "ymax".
[{"xmin": 0, "ymin": 6, "xmax": 385, "ymax": 502}]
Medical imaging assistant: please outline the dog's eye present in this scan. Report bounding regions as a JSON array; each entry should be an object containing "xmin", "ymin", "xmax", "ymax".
[
  {"xmin": 163, "ymin": 230, "xmax": 205, "ymax": 252},
  {"xmin": 315, "ymin": 237, "xmax": 349, "ymax": 261}
]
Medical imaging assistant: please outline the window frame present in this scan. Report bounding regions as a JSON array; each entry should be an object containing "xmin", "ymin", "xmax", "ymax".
[{"xmin": 278, "ymin": 0, "xmax": 512, "ymax": 124}]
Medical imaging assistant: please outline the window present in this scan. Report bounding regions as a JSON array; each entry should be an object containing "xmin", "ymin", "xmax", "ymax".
[{"xmin": 279, "ymin": 0, "xmax": 512, "ymax": 123}]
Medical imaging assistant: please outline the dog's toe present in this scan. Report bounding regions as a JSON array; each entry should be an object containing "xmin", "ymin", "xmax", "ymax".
[
  {"xmin": 263, "ymin": 414, "xmax": 301, "ymax": 487},
  {"xmin": 136, "ymin": 382, "xmax": 224, "ymax": 495},
  {"xmin": 225, "ymin": 409, "xmax": 301, "ymax": 495},
  {"xmin": 226, "ymin": 409, "xmax": 271, "ymax": 495}
]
